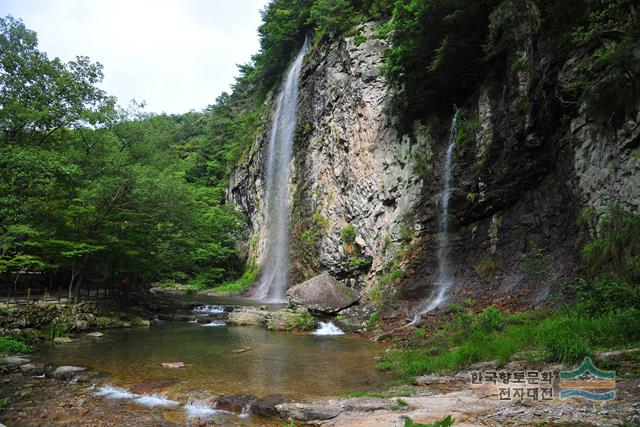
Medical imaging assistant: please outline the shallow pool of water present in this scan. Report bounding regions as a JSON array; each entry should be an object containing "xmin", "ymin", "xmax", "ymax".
[{"xmin": 37, "ymin": 321, "xmax": 389, "ymax": 399}]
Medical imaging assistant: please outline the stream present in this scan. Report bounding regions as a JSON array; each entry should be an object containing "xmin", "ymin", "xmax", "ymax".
[{"xmin": 31, "ymin": 297, "xmax": 390, "ymax": 424}]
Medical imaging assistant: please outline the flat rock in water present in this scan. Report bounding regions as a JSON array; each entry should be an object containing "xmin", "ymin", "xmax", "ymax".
[
  {"xmin": 286, "ymin": 273, "xmax": 359, "ymax": 314},
  {"xmin": 227, "ymin": 308, "xmax": 268, "ymax": 326},
  {"xmin": 53, "ymin": 336, "xmax": 73, "ymax": 344},
  {"xmin": 161, "ymin": 362, "xmax": 185, "ymax": 369},
  {"xmin": 1, "ymin": 356, "xmax": 31, "ymax": 366},
  {"xmin": 338, "ymin": 397, "xmax": 392, "ymax": 412},
  {"xmin": 49, "ymin": 365, "xmax": 86, "ymax": 380},
  {"xmin": 20, "ymin": 362, "xmax": 45, "ymax": 376},
  {"xmin": 250, "ymin": 395, "xmax": 285, "ymax": 417},
  {"xmin": 86, "ymin": 332, "xmax": 104, "ymax": 337},
  {"xmin": 276, "ymin": 402, "xmax": 343, "ymax": 421}
]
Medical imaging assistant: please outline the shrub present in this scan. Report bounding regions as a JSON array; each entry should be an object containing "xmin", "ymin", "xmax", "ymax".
[
  {"xmin": 340, "ymin": 224, "xmax": 357, "ymax": 244},
  {"xmin": 347, "ymin": 256, "xmax": 370, "ymax": 269},
  {"xmin": 391, "ymin": 398, "xmax": 408, "ymax": 410},
  {"xmin": 210, "ymin": 261, "xmax": 258, "ymax": 294},
  {"xmin": 474, "ymin": 256, "xmax": 497, "ymax": 279},
  {"xmin": 0, "ymin": 336, "xmax": 31, "ymax": 354},
  {"xmin": 404, "ymin": 415, "xmax": 454, "ymax": 427},
  {"xmin": 309, "ymin": 0, "xmax": 362, "ymax": 44},
  {"xmin": 478, "ymin": 306, "xmax": 505, "ymax": 332},
  {"xmin": 581, "ymin": 206, "xmax": 640, "ymax": 283},
  {"xmin": 354, "ymin": 34, "xmax": 367, "ymax": 46}
]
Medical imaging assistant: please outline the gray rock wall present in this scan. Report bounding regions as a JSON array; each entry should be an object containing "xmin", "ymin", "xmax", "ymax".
[{"xmin": 228, "ymin": 21, "xmax": 640, "ymax": 313}]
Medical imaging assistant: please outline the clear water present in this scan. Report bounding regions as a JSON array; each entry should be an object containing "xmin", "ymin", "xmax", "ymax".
[
  {"xmin": 253, "ymin": 40, "xmax": 310, "ymax": 302},
  {"xmin": 414, "ymin": 111, "xmax": 459, "ymax": 321},
  {"xmin": 37, "ymin": 322, "xmax": 388, "ymax": 399}
]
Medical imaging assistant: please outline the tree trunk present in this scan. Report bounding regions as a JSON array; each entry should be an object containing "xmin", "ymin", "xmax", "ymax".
[
  {"xmin": 73, "ymin": 273, "xmax": 82, "ymax": 303},
  {"xmin": 68, "ymin": 268, "xmax": 76, "ymax": 302}
]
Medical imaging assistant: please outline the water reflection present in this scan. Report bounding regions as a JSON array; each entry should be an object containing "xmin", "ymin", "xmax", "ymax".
[{"xmin": 37, "ymin": 322, "xmax": 388, "ymax": 398}]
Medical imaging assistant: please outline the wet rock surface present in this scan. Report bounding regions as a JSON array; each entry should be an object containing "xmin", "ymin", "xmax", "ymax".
[
  {"xmin": 47, "ymin": 365, "xmax": 87, "ymax": 381},
  {"xmin": 276, "ymin": 402, "xmax": 343, "ymax": 421},
  {"xmin": 1, "ymin": 355, "xmax": 31, "ymax": 367},
  {"xmin": 286, "ymin": 273, "xmax": 359, "ymax": 314},
  {"xmin": 19, "ymin": 362, "xmax": 45, "ymax": 376},
  {"xmin": 250, "ymin": 394, "xmax": 284, "ymax": 418},
  {"xmin": 226, "ymin": 307, "xmax": 268, "ymax": 326},
  {"xmin": 214, "ymin": 394, "xmax": 256, "ymax": 413},
  {"xmin": 266, "ymin": 307, "xmax": 317, "ymax": 331}
]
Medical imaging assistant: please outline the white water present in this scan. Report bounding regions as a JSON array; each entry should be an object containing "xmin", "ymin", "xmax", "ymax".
[
  {"xmin": 93, "ymin": 385, "xmax": 178, "ymax": 407},
  {"xmin": 194, "ymin": 304, "xmax": 225, "ymax": 314},
  {"xmin": 201, "ymin": 321, "xmax": 226, "ymax": 327},
  {"xmin": 134, "ymin": 393, "xmax": 180, "ymax": 407},
  {"xmin": 413, "ymin": 112, "xmax": 459, "ymax": 322},
  {"xmin": 94, "ymin": 384, "xmax": 137, "ymax": 400},
  {"xmin": 253, "ymin": 40, "xmax": 309, "ymax": 303},
  {"xmin": 185, "ymin": 398, "xmax": 217, "ymax": 419},
  {"xmin": 312, "ymin": 321, "xmax": 345, "ymax": 336}
]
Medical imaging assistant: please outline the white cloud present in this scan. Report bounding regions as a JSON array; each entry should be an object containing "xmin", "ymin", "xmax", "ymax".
[{"xmin": 1, "ymin": 0, "xmax": 270, "ymax": 113}]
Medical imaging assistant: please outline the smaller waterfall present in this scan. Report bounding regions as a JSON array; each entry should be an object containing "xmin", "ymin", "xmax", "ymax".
[
  {"xmin": 312, "ymin": 321, "xmax": 345, "ymax": 336},
  {"xmin": 413, "ymin": 111, "xmax": 459, "ymax": 322},
  {"xmin": 194, "ymin": 305, "xmax": 225, "ymax": 314}
]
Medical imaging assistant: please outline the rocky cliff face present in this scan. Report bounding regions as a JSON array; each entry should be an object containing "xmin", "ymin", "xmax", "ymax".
[
  {"xmin": 228, "ymin": 21, "xmax": 639, "ymax": 317},
  {"xmin": 229, "ymin": 22, "xmax": 426, "ymax": 298}
]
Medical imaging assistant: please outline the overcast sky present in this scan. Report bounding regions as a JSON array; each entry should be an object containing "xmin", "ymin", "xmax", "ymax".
[{"xmin": 1, "ymin": 0, "xmax": 271, "ymax": 114}]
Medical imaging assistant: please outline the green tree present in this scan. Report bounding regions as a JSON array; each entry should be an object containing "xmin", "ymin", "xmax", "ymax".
[{"xmin": 0, "ymin": 16, "xmax": 115, "ymax": 144}]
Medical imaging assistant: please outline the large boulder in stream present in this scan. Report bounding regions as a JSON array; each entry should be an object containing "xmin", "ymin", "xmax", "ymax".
[{"xmin": 286, "ymin": 273, "xmax": 359, "ymax": 314}]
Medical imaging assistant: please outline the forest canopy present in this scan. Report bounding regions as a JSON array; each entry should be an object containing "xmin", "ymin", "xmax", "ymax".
[{"xmin": 0, "ymin": 16, "xmax": 248, "ymax": 297}]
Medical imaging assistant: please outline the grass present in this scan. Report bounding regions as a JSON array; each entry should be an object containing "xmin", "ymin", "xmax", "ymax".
[
  {"xmin": 404, "ymin": 415, "xmax": 454, "ymax": 427},
  {"xmin": 0, "ymin": 336, "xmax": 32, "ymax": 355},
  {"xmin": 391, "ymin": 398, "xmax": 408, "ymax": 410},
  {"xmin": 42, "ymin": 323, "xmax": 67, "ymax": 341},
  {"xmin": 209, "ymin": 261, "xmax": 258, "ymax": 295},
  {"xmin": 382, "ymin": 208, "xmax": 640, "ymax": 381},
  {"xmin": 379, "ymin": 305, "xmax": 640, "ymax": 381},
  {"xmin": 338, "ymin": 385, "xmax": 416, "ymax": 398}
]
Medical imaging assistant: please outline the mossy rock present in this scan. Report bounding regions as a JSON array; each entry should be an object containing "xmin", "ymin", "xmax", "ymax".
[{"xmin": 267, "ymin": 307, "xmax": 317, "ymax": 332}]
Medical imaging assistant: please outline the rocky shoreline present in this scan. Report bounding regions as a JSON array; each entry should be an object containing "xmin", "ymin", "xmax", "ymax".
[
  {"xmin": 2, "ymin": 296, "xmax": 639, "ymax": 426},
  {"xmin": 1, "ymin": 349, "xmax": 639, "ymax": 426},
  {"xmin": 0, "ymin": 302, "xmax": 151, "ymax": 343}
]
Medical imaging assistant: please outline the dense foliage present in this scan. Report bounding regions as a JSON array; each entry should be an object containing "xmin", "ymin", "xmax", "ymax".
[
  {"xmin": 249, "ymin": 0, "xmax": 638, "ymax": 123},
  {"xmin": 0, "ymin": 17, "xmax": 247, "ymax": 297},
  {"xmin": 2, "ymin": 0, "xmax": 637, "ymax": 298}
]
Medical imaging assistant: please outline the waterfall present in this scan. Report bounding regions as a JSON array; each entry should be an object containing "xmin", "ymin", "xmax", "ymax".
[
  {"xmin": 253, "ymin": 40, "xmax": 309, "ymax": 302},
  {"xmin": 413, "ymin": 111, "xmax": 459, "ymax": 322}
]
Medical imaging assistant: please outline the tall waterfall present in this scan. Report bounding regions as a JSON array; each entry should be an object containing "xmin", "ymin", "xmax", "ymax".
[
  {"xmin": 253, "ymin": 41, "xmax": 309, "ymax": 302},
  {"xmin": 413, "ymin": 111, "xmax": 459, "ymax": 322}
]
